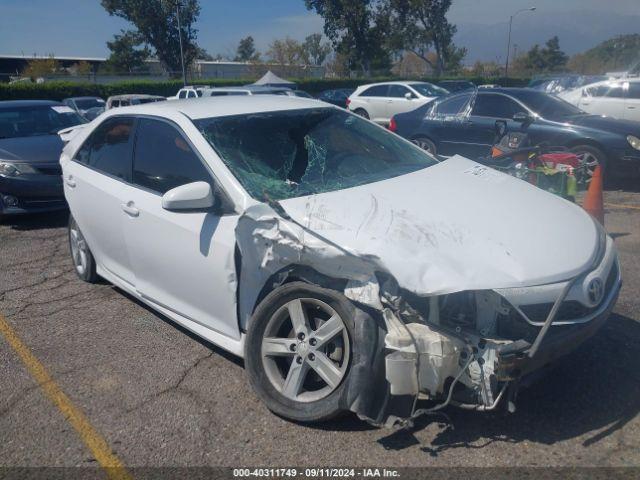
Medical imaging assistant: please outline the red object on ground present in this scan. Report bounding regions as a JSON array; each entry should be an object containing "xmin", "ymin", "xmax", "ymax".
[
  {"xmin": 539, "ymin": 153, "xmax": 581, "ymax": 169},
  {"xmin": 583, "ymin": 165, "xmax": 605, "ymax": 225},
  {"xmin": 388, "ymin": 116, "xmax": 397, "ymax": 132}
]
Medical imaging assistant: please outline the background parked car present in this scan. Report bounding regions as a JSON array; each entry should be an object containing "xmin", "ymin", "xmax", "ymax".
[
  {"xmin": 317, "ymin": 88, "xmax": 354, "ymax": 108},
  {"xmin": 528, "ymin": 74, "xmax": 607, "ymax": 95},
  {"xmin": 168, "ymin": 86, "xmax": 208, "ymax": 100},
  {"xmin": 559, "ymin": 78, "xmax": 640, "ymax": 122},
  {"xmin": 0, "ymin": 100, "xmax": 85, "ymax": 217},
  {"xmin": 201, "ymin": 86, "xmax": 292, "ymax": 97},
  {"xmin": 106, "ymin": 94, "xmax": 166, "ymax": 109},
  {"xmin": 62, "ymin": 96, "xmax": 105, "ymax": 120},
  {"xmin": 347, "ymin": 81, "xmax": 449, "ymax": 125},
  {"xmin": 437, "ymin": 80, "xmax": 476, "ymax": 93},
  {"xmin": 390, "ymin": 88, "xmax": 640, "ymax": 179}
]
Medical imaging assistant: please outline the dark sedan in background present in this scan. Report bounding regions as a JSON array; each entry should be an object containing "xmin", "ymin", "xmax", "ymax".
[
  {"xmin": 0, "ymin": 100, "xmax": 85, "ymax": 217},
  {"xmin": 317, "ymin": 88, "xmax": 354, "ymax": 108},
  {"xmin": 390, "ymin": 88, "xmax": 640, "ymax": 179}
]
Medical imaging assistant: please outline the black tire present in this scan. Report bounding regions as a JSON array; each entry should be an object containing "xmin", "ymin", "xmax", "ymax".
[
  {"xmin": 354, "ymin": 108, "xmax": 369, "ymax": 120},
  {"xmin": 411, "ymin": 136, "xmax": 437, "ymax": 155},
  {"xmin": 570, "ymin": 144, "xmax": 607, "ymax": 183},
  {"xmin": 245, "ymin": 282, "xmax": 356, "ymax": 423},
  {"xmin": 68, "ymin": 215, "xmax": 98, "ymax": 283}
]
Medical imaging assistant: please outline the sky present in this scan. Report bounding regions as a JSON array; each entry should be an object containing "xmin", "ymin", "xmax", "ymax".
[{"xmin": 1, "ymin": 0, "xmax": 639, "ymax": 63}]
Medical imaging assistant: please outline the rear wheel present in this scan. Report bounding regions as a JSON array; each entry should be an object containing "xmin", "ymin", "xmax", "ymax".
[
  {"xmin": 570, "ymin": 144, "xmax": 607, "ymax": 184},
  {"xmin": 412, "ymin": 136, "xmax": 437, "ymax": 155},
  {"xmin": 354, "ymin": 108, "xmax": 369, "ymax": 120},
  {"xmin": 245, "ymin": 282, "xmax": 354, "ymax": 423},
  {"xmin": 69, "ymin": 215, "xmax": 98, "ymax": 283}
]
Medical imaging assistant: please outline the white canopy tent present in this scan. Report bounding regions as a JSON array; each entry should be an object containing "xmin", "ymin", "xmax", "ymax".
[{"xmin": 252, "ymin": 70, "xmax": 297, "ymax": 89}]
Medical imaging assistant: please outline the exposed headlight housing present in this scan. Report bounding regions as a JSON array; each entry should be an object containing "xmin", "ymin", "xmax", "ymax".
[
  {"xmin": 628, "ymin": 135, "xmax": 640, "ymax": 151},
  {"xmin": 0, "ymin": 161, "xmax": 38, "ymax": 177}
]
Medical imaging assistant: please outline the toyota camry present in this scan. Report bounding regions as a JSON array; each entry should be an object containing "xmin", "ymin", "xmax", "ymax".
[{"xmin": 59, "ymin": 96, "xmax": 621, "ymax": 426}]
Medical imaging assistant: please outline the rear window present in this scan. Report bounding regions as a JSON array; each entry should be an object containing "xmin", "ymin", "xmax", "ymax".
[{"xmin": 0, "ymin": 105, "xmax": 85, "ymax": 139}]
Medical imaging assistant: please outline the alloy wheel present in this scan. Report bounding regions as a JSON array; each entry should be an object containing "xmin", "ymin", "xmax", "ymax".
[
  {"xmin": 260, "ymin": 298, "xmax": 350, "ymax": 403},
  {"xmin": 69, "ymin": 221, "xmax": 88, "ymax": 276}
]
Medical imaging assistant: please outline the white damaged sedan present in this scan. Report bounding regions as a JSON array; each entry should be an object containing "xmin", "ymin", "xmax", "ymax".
[{"xmin": 59, "ymin": 96, "xmax": 621, "ymax": 426}]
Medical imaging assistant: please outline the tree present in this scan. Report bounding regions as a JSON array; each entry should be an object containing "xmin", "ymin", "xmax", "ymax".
[
  {"xmin": 387, "ymin": 0, "xmax": 465, "ymax": 76},
  {"xmin": 101, "ymin": 0, "xmax": 201, "ymax": 76},
  {"xmin": 267, "ymin": 37, "xmax": 305, "ymax": 66},
  {"xmin": 196, "ymin": 46, "xmax": 214, "ymax": 61},
  {"xmin": 540, "ymin": 36, "xmax": 568, "ymax": 72},
  {"xmin": 568, "ymin": 34, "xmax": 640, "ymax": 74},
  {"xmin": 22, "ymin": 56, "xmax": 60, "ymax": 80},
  {"xmin": 304, "ymin": 0, "xmax": 390, "ymax": 75},
  {"xmin": 235, "ymin": 36, "xmax": 260, "ymax": 62},
  {"xmin": 73, "ymin": 61, "xmax": 94, "ymax": 76},
  {"xmin": 104, "ymin": 30, "xmax": 150, "ymax": 73},
  {"xmin": 512, "ymin": 36, "xmax": 568, "ymax": 75},
  {"xmin": 302, "ymin": 33, "xmax": 332, "ymax": 65}
]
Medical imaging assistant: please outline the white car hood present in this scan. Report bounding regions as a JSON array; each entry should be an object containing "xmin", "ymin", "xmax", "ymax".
[{"xmin": 276, "ymin": 155, "xmax": 598, "ymax": 295}]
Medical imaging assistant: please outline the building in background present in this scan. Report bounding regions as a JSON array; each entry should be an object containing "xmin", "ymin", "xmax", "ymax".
[{"xmin": 0, "ymin": 54, "xmax": 324, "ymax": 83}]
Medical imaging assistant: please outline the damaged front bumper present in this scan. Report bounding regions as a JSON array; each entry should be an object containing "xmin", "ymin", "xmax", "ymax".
[{"xmin": 379, "ymin": 235, "xmax": 621, "ymax": 427}]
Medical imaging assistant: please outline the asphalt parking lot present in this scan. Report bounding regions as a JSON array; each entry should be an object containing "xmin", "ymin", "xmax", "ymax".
[{"xmin": 1, "ymin": 188, "xmax": 640, "ymax": 472}]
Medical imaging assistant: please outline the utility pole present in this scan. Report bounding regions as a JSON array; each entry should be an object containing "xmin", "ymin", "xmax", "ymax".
[
  {"xmin": 505, "ymin": 7, "xmax": 536, "ymax": 77},
  {"xmin": 176, "ymin": 0, "xmax": 187, "ymax": 86}
]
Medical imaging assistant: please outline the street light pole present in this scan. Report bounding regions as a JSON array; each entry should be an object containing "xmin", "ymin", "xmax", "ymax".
[
  {"xmin": 505, "ymin": 6, "xmax": 536, "ymax": 78},
  {"xmin": 175, "ymin": 1, "xmax": 187, "ymax": 86}
]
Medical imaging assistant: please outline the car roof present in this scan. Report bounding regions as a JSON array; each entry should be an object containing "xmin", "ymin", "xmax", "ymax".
[
  {"xmin": 101, "ymin": 95, "xmax": 329, "ymax": 120},
  {"xmin": 107, "ymin": 94, "xmax": 165, "ymax": 100},
  {"xmin": 358, "ymin": 81, "xmax": 432, "ymax": 88},
  {"xmin": 64, "ymin": 96, "xmax": 103, "ymax": 101},
  {"xmin": 0, "ymin": 100, "xmax": 61, "ymax": 109}
]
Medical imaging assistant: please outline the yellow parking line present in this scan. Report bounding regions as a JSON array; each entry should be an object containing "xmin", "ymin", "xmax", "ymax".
[
  {"xmin": 605, "ymin": 202, "xmax": 640, "ymax": 211},
  {"xmin": 0, "ymin": 313, "xmax": 133, "ymax": 480}
]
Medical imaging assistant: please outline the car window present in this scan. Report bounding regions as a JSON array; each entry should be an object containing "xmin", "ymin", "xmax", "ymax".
[
  {"xmin": 0, "ymin": 105, "xmax": 85, "ymax": 139},
  {"xmin": 359, "ymin": 85, "xmax": 389, "ymax": 97},
  {"xmin": 434, "ymin": 94, "xmax": 472, "ymax": 115},
  {"xmin": 196, "ymin": 90, "xmax": 203, "ymax": 97},
  {"xmin": 388, "ymin": 85, "xmax": 413, "ymax": 98},
  {"xmin": 472, "ymin": 94, "xmax": 525, "ymax": 118},
  {"xmin": 626, "ymin": 83, "xmax": 640, "ymax": 99},
  {"xmin": 178, "ymin": 90, "xmax": 187, "ymax": 99},
  {"xmin": 188, "ymin": 91, "xmax": 197, "ymax": 98},
  {"xmin": 585, "ymin": 84, "xmax": 625, "ymax": 98},
  {"xmin": 196, "ymin": 107, "xmax": 438, "ymax": 201},
  {"xmin": 74, "ymin": 117, "xmax": 134, "ymax": 180},
  {"xmin": 132, "ymin": 118, "xmax": 212, "ymax": 194}
]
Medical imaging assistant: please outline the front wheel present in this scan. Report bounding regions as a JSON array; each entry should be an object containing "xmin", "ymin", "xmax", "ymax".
[{"xmin": 245, "ymin": 282, "xmax": 354, "ymax": 423}]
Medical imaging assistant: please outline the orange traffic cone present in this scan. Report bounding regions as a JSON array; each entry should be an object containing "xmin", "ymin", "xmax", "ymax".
[{"xmin": 583, "ymin": 165, "xmax": 604, "ymax": 225}]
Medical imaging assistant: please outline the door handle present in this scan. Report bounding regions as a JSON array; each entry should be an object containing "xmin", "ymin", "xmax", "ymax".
[
  {"xmin": 627, "ymin": 106, "xmax": 636, "ymax": 109},
  {"xmin": 65, "ymin": 176, "xmax": 76, "ymax": 188},
  {"xmin": 121, "ymin": 202, "xmax": 140, "ymax": 217}
]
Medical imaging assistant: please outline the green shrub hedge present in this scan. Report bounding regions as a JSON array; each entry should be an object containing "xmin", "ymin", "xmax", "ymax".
[{"xmin": 0, "ymin": 76, "xmax": 530, "ymax": 101}]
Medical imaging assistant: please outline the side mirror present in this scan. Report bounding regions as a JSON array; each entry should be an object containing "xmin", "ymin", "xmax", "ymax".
[
  {"xmin": 162, "ymin": 181, "xmax": 214, "ymax": 211},
  {"xmin": 404, "ymin": 92, "xmax": 413, "ymax": 100},
  {"xmin": 512, "ymin": 112, "xmax": 533, "ymax": 124}
]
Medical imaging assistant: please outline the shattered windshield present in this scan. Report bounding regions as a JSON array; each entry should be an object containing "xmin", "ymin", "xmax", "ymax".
[{"xmin": 195, "ymin": 108, "xmax": 438, "ymax": 201}]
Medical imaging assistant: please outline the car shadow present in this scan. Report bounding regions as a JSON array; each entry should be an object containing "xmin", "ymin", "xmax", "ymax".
[
  {"xmin": 605, "ymin": 177, "xmax": 640, "ymax": 193},
  {"xmin": 376, "ymin": 312, "xmax": 640, "ymax": 454},
  {"xmin": 1, "ymin": 210, "xmax": 69, "ymax": 231},
  {"xmin": 114, "ymin": 287, "xmax": 244, "ymax": 369}
]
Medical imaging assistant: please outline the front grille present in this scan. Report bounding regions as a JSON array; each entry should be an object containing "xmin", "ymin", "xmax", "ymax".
[
  {"xmin": 519, "ymin": 262, "xmax": 619, "ymax": 323},
  {"xmin": 33, "ymin": 164, "xmax": 62, "ymax": 175},
  {"xmin": 20, "ymin": 196, "xmax": 66, "ymax": 207}
]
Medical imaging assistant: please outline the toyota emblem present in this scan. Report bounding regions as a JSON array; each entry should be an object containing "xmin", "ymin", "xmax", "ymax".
[{"xmin": 587, "ymin": 278, "xmax": 604, "ymax": 305}]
